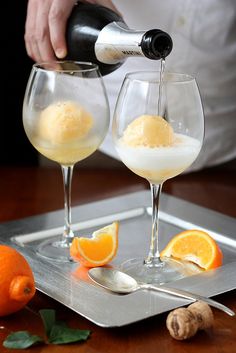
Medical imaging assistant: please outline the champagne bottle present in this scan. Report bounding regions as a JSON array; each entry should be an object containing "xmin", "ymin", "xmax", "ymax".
[{"xmin": 66, "ymin": 2, "xmax": 173, "ymax": 75}]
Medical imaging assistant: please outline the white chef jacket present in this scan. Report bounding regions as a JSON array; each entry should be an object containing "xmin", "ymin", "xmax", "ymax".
[{"xmin": 100, "ymin": 0, "xmax": 236, "ymax": 170}]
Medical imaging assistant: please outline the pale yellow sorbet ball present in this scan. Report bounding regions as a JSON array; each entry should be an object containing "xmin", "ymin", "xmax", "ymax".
[
  {"xmin": 122, "ymin": 115, "xmax": 174, "ymax": 147},
  {"xmin": 38, "ymin": 101, "xmax": 93, "ymax": 144}
]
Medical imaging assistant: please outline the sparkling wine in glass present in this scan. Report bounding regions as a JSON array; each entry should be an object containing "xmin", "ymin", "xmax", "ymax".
[
  {"xmin": 23, "ymin": 61, "xmax": 109, "ymax": 262},
  {"xmin": 112, "ymin": 71, "xmax": 204, "ymax": 284}
]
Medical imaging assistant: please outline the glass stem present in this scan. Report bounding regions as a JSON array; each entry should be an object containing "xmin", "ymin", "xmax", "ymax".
[
  {"xmin": 61, "ymin": 165, "xmax": 74, "ymax": 246},
  {"xmin": 145, "ymin": 183, "xmax": 163, "ymax": 267}
]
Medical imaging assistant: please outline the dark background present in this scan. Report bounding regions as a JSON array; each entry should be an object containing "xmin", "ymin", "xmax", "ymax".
[{"xmin": 2, "ymin": 1, "xmax": 38, "ymax": 165}]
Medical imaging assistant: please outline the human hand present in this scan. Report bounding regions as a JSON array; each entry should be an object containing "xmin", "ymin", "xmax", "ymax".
[
  {"xmin": 25, "ymin": 0, "xmax": 120, "ymax": 63},
  {"xmin": 85, "ymin": 0, "xmax": 120, "ymax": 13},
  {"xmin": 25, "ymin": 0, "xmax": 76, "ymax": 62}
]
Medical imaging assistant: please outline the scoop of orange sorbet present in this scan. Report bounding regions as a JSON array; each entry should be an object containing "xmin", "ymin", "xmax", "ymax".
[
  {"xmin": 38, "ymin": 101, "xmax": 93, "ymax": 144},
  {"xmin": 122, "ymin": 115, "xmax": 174, "ymax": 147}
]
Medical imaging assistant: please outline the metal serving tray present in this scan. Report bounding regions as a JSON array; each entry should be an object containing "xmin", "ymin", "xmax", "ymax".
[{"xmin": 0, "ymin": 191, "xmax": 236, "ymax": 327}]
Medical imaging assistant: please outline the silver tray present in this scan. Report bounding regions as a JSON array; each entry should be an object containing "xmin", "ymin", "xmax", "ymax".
[{"xmin": 0, "ymin": 191, "xmax": 236, "ymax": 327}]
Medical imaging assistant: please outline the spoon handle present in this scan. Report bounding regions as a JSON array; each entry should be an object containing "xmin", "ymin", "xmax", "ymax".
[{"xmin": 140, "ymin": 284, "xmax": 235, "ymax": 316}]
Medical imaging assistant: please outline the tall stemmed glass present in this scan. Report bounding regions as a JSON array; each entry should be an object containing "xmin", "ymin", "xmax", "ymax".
[
  {"xmin": 23, "ymin": 61, "xmax": 109, "ymax": 262},
  {"xmin": 112, "ymin": 71, "xmax": 204, "ymax": 284}
]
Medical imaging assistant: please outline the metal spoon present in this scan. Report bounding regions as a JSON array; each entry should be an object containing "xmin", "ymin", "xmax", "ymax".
[{"xmin": 88, "ymin": 267, "xmax": 235, "ymax": 317}]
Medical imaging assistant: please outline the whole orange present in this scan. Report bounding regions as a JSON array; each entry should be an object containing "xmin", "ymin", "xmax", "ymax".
[{"xmin": 0, "ymin": 245, "xmax": 36, "ymax": 316}]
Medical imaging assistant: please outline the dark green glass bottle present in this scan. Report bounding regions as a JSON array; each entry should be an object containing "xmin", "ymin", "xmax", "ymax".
[{"xmin": 66, "ymin": 2, "xmax": 173, "ymax": 75}]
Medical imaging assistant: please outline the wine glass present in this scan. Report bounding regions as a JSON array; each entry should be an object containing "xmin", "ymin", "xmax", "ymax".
[
  {"xmin": 112, "ymin": 71, "xmax": 204, "ymax": 284},
  {"xmin": 23, "ymin": 61, "xmax": 109, "ymax": 262}
]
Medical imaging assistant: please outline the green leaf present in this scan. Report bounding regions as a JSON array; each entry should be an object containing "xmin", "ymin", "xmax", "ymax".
[
  {"xmin": 2, "ymin": 309, "xmax": 91, "ymax": 349},
  {"xmin": 3, "ymin": 331, "xmax": 44, "ymax": 349},
  {"xmin": 54, "ymin": 320, "xmax": 67, "ymax": 328},
  {"xmin": 49, "ymin": 324, "xmax": 91, "ymax": 344},
  {"xmin": 39, "ymin": 309, "xmax": 91, "ymax": 344},
  {"xmin": 39, "ymin": 309, "xmax": 56, "ymax": 337}
]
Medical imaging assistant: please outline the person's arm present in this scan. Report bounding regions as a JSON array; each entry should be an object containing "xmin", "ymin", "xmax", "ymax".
[{"xmin": 24, "ymin": 0, "xmax": 120, "ymax": 63}]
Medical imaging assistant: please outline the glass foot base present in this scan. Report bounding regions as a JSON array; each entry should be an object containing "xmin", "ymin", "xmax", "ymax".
[
  {"xmin": 119, "ymin": 257, "xmax": 201, "ymax": 284},
  {"xmin": 36, "ymin": 236, "xmax": 74, "ymax": 262}
]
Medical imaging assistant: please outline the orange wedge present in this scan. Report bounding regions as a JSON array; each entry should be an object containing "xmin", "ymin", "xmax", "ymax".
[
  {"xmin": 160, "ymin": 229, "xmax": 223, "ymax": 270},
  {"xmin": 70, "ymin": 222, "xmax": 119, "ymax": 267}
]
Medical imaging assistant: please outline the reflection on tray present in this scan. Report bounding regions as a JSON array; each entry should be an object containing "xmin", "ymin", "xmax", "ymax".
[
  {"xmin": 12, "ymin": 206, "xmax": 236, "ymax": 250},
  {"xmin": 11, "ymin": 207, "xmax": 145, "ymax": 245}
]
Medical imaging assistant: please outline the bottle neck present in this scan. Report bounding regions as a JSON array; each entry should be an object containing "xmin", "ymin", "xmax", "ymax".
[{"xmin": 95, "ymin": 22, "xmax": 172, "ymax": 64}]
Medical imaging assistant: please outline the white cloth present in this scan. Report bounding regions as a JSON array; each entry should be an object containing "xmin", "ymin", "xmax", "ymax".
[{"xmin": 100, "ymin": 0, "xmax": 236, "ymax": 170}]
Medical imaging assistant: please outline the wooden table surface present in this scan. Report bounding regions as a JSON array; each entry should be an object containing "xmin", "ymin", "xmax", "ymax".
[{"xmin": 0, "ymin": 166, "xmax": 235, "ymax": 352}]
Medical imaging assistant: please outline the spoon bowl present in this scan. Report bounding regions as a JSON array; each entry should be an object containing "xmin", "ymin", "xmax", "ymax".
[{"xmin": 89, "ymin": 267, "xmax": 138, "ymax": 294}]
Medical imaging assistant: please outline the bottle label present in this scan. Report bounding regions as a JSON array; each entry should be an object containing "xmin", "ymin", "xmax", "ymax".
[{"xmin": 95, "ymin": 22, "xmax": 144, "ymax": 64}]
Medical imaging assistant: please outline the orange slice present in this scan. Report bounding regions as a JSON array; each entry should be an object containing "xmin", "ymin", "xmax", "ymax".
[
  {"xmin": 70, "ymin": 222, "xmax": 119, "ymax": 267},
  {"xmin": 160, "ymin": 229, "xmax": 223, "ymax": 270}
]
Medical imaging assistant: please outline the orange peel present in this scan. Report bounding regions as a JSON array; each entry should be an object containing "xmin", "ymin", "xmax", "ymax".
[
  {"xmin": 160, "ymin": 229, "xmax": 223, "ymax": 270},
  {"xmin": 70, "ymin": 222, "xmax": 119, "ymax": 267}
]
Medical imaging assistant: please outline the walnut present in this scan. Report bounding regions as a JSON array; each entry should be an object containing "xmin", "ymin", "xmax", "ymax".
[
  {"xmin": 166, "ymin": 301, "xmax": 214, "ymax": 340},
  {"xmin": 166, "ymin": 307, "xmax": 198, "ymax": 340},
  {"xmin": 188, "ymin": 301, "xmax": 214, "ymax": 330}
]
